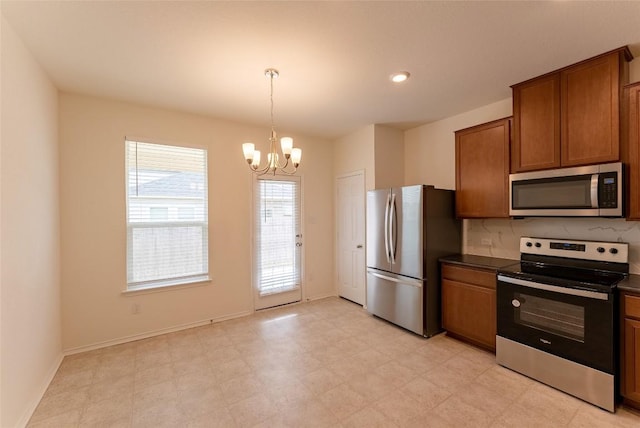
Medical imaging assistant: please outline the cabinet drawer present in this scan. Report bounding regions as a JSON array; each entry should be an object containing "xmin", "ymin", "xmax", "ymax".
[
  {"xmin": 625, "ymin": 294, "xmax": 640, "ymax": 320},
  {"xmin": 441, "ymin": 264, "xmax": 496, "ymax": 289}
]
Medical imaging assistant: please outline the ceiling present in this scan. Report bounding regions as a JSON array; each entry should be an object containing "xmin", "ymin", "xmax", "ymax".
[{"xmin": 2, "ymin": 1, "xmax": 640, "ymax": 140}]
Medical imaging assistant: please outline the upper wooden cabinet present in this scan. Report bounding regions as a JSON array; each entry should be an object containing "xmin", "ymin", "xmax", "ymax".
[
  {"xmin": 511, "ymin": 47, "xmax": 632, "ymax": 173},
  {"xmin": 626, "ymin": 82, "xmax": 640, "ymax": 220},
  {"xmin": 455, "ymin": 117, "xmax": 511, "ymax": 218},
  {"xmin": 512, "ymin": 73, "xmax": 561, "ymax": 171}
]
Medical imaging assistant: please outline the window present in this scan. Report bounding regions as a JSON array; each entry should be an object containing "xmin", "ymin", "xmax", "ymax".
[{"xmin": 126, "ymin": 140, "xmax": 208, "ymax": 290}]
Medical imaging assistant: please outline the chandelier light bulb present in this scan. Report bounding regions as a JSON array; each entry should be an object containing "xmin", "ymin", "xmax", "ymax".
[
  {"xmin": 242, "ymin": 142, "xmax": 255, "ymax": 162},
  {"xmin": 251, "ymin": 150, "xmax": 261, "ymax": 169},
  {"xmin": 280, "ymin": 137, "xmax": 293, "ymax": 157},
  {"xmin": 291, "ymin": 148, "xmax": 302, "ymax": 166}
]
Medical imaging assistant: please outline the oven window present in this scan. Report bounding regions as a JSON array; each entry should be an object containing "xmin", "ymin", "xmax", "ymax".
[{"xmin": 515, "ymin": 293, "xmax": 585, "ymax": 342}]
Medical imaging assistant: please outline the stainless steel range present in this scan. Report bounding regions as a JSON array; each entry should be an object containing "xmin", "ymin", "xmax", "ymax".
[{"xmin": 496, "ymin": 237, "xmax": 629, "ymax": 412}]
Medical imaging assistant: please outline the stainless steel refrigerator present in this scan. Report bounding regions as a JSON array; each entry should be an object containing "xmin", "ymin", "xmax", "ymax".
[{"xmin": 366, "ymin": 185, "xmax": 461, "ymax": 336}]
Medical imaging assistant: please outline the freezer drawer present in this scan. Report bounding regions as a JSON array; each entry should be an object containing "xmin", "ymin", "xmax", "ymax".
[{"xmin": 366, "ymin": 269, "xmax": 424, "ymax": 335}]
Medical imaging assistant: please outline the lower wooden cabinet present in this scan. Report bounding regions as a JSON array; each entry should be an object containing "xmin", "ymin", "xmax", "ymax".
[
  {"xmin": 621, "ymin": 292, "xmax": 640, "ymax": 407},
  {"xmin": 441, "ymin": 263, "xmax": 496, "ymax": 351}
]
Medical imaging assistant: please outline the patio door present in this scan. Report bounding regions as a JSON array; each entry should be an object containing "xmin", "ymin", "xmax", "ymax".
[{"xmin": 253, "ymin": 175, "xmax": 302, "ymax": 310}]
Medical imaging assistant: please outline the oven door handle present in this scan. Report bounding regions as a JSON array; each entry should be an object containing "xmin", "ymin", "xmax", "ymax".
[{"xmin": 497, "ymin": 274, "xmax": 610, "ymax": 301}]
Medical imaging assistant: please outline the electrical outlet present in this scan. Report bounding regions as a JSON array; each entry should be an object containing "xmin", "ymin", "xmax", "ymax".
[
  {"xmin": 131, "ymin": 303, "xmax": 140, "ymax": 315},
  {"xmin": 481, "ymin": 238, "xmax": 492, "ymax": 246}
]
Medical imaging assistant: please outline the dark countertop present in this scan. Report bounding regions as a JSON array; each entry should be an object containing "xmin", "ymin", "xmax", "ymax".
[
  {"xmin": 617, "ymin": 274, "xmax": 640, "ymax": 293},
  {"xmin": 440, "ymin": 254, "xmax": 640, "ymax": 293},
  {"xmin": 439, "ymin": 254, "xmax": 519, "ymax": 271}
]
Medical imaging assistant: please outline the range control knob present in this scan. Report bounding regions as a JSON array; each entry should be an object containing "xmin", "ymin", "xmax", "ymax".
[
  {"xmin": 610, "ymin": 248, "xmax": 619, "ymax": 254},
  {"xmin": 597, "ymin": 247, "xmax": 605, "ymax": 253},
  {"xmin": 535, "ymin": 242, "xmax": 541, "ymax": 248},
  {"xmin": 526, "ymin": 242, "xmax": 533, "ymax": 247}
]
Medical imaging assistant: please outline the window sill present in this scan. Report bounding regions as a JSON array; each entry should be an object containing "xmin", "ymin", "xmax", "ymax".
[{"xmin": 122, "ymin": 276, "xmax": 212, "ymax": 296}]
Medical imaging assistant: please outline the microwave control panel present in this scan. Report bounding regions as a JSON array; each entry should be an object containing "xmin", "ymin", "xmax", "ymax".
[{"xmin": 599, "ymin": 172, "xmax": 618, "ymax": 208}]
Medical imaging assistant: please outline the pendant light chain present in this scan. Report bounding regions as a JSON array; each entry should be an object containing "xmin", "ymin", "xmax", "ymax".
[
  {"xmin": 241, "ymin": 68, "xmax": 302, "ymax": 175},
  {"xmin": 270, "ymin": 70, "xmax": 275, "ymax": 138}
]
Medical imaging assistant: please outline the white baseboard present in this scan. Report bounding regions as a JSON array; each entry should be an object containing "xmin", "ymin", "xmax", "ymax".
[
  {"xmin": 304, "ymin": 292, "xmax": 338, "ymax": 302},
  {"xmin": 17, "ymin": 352, "xmax": 64, "ymax": 428},
  {"xmin": 63, "ymin": 309, "xmax": 253, "ymax": 356}
]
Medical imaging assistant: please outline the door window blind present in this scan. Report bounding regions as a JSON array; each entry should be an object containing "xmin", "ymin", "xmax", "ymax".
[
  {"xmin": 126, "ymin": 140, "xmax": 208, "ymax": 290},
  {"xmin": 254, "ymin": 177, "xmax": 301, "ymax": 296}
]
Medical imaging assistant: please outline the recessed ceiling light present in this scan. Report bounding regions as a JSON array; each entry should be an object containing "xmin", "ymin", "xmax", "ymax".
[{"xmin": 390, "ymin": 71, "xmax": 410, "ymax": 83}]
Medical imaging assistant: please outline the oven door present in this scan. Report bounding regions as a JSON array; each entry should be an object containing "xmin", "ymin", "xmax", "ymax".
[{"xmin": 497, "ymin": 274, "xmax": 615, "ymax": 374}]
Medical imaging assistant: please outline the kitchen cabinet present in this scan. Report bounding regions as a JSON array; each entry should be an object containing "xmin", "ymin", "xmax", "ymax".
[
  {"xmin": 511, "ymin": 47, "xmax": 632, "ymax": 173},
  {"xmin": 621, "ymin": 291, "xmax": 640, "ymax": 408},
  {"xmin": 626, "ymin": 82, "xmax": 640, "ymax": 220},
  {"xmin": 455, "ymin": 117, "xmax": 511, "ymax": 218},
  {"xmin": 512, "ymin": 73, "xmax": 561, "ymax": 171},
  {"xmin": 441, "ymin": 263, "xmax": 496, "ymax": 352}
]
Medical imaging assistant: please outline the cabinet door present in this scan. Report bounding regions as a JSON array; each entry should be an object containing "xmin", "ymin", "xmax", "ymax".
[
  {"xmin": 560, "ymin": 52, "xmax": 622, "ymax": 167},
  {"xmin": 627, "ymin": 83, "xmax": 640, "ymax": 219},
  {"xmin": 442, "ymin": 278, "xmax": 496, "ymax": 350},
  {"xmin": 455, "ymin": 118, "xmax": 510, "ymax": 218},
  {"xmin": 512, "ymin": 74, "xmax": 561, "ymax": 172},
  {"xmin": 623, "ymin": 318, "xmax": 640, "ymax": 402}
]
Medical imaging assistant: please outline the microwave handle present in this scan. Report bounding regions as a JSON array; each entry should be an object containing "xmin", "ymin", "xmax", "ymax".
[{"xmin": 590, "ymin": 175, "xmax": 599, "ymax": 208}]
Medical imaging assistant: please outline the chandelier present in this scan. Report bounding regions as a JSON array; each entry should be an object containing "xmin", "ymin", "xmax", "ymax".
[{"xmin": 242, "ymin": 69, "xmax": 302, "ymax": 175}]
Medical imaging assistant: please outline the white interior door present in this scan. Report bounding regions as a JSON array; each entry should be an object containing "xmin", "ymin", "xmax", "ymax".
[
  {"xmin": 336, "ymin": 172, "xmax": 366, "ymax": 305},
  {"xmin": 253, "ymin": 175, "xmax": 302, "ymax": 310}
]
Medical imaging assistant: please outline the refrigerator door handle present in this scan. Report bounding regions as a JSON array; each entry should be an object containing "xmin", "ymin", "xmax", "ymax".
[
  {"xmin": 384, "ymin": 192, "xmax": 391, "ymax": 263},
  {"xmin": 389, "ymin": 192, "xmax": 396, "ymax": 264},
  {"xmin": 367, "ymin": 270, "xmax": 423, "ymax": 288}
]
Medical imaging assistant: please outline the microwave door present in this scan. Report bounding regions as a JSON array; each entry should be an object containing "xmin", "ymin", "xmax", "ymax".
[{"xmin": 510, "ymin": 174, "xmax": 598, "ymax": 216}]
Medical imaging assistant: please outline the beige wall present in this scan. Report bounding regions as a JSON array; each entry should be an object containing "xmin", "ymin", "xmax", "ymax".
[
  {"xmin": 1, "ymin": 15, "xmax": 62, "ymax": 428},
  {"xmin": 333, "ymin": 125, "xmax": 375, "ymax": 190},
  {"xmin": 59, "ymin": 93, "xmax": 334, "ymax": 351},
  {"xmin": 373, "ymin": 125, "xmax": 404, "ymax": 189},
  {"xmin": 333, "ymin": 124, "xmax": 405, "ymax": 190}
]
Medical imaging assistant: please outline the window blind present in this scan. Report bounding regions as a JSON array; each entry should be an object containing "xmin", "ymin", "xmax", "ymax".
[
  {"xmin": 254, "ymin": 177, "xmax": 301, "ymax": 296},
  {"xmin": 126, "ymin": 140, "xmax": 208, "ymax": 290}
]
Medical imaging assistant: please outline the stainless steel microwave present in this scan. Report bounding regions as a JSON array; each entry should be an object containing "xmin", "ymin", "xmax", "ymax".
[{"xmin": 509, "ymin": 162, "xmax": 623, "ymax": 217}]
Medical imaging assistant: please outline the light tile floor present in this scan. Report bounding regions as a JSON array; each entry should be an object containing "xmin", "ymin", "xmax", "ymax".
[{"xmin": 28, "ymin": 297, "xmax": 640, "ymax": 427}]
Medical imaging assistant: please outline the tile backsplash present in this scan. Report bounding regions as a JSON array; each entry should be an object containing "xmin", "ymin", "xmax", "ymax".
[{"xmin": 464, "ymin": 218, "xmax": 640, "ymax": 274}]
